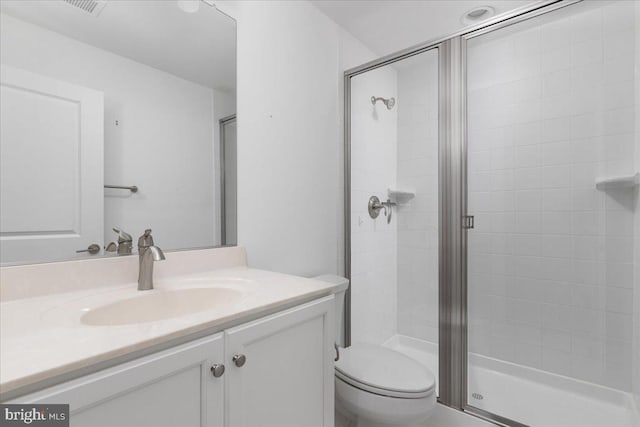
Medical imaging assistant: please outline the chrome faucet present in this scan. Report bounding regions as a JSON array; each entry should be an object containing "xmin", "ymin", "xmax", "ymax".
[
  {"xmin": 106, "ymin": 226, "xmax": 133, "ymax": 255},
  {"xmin": 137, "ymin": 229, "xmax": 165, "ymax": 291}
]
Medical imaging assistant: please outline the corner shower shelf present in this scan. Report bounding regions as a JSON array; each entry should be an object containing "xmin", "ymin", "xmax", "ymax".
[
  {"xmin": 595, "ymin": 173, "xmax": 640, "ymax": 190},
  {"xmin": 387, "ymin": 188, "xmax": 415, "ymax": 203}
]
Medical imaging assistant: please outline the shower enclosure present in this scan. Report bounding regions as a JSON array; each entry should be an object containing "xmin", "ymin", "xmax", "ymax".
[{"xmin": 345, "ymin": 1, "xmax": 639, "ymax": 425}]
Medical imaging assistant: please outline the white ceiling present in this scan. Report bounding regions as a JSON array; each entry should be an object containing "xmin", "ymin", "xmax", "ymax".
[
  {"xmin": 312, "ymin": 0, "xmax": 535, "ymax": 57},
  {"xmin": 0, "ymin": 0, "xmax": 236, "ymax": 91}
]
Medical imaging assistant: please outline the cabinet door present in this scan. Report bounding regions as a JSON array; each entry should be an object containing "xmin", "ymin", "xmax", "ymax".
[
  {"xmin": 12, "ymin": 334, "xmax": 225, "ymax": 427},
  {"xmin": 225, "ymin": 296, "xmax": 334, "ymax": 427}
]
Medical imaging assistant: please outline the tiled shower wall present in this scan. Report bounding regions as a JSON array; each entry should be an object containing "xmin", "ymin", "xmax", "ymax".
[
  {"xmin": 467, "ymin": 0, "xmax": 637, "ymax": 391},
  {"xmin": 350, "ymin": 51, "xmax": 439, "ymax": 348},
  {"xmin": 396, "ymin": 51, "xmax": 440, "ymax": 344},
  {"xmin": 350, "ymin": 65, "xmax": 398, "ymax": 345}
]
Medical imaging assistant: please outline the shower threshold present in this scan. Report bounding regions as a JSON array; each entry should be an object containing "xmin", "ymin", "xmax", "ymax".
[{"xmin": 383, "ymin": 335, "xmax": 639, "ymax": 427}]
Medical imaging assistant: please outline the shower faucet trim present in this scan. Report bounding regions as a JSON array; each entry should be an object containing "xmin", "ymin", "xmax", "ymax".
[
  {"xmin": 368, "ymin": 195, "xmax": 396, "ymax": 224},
  {"xmin": 371, "ymin": 95, "xmax": 396, "ymax": 110}
]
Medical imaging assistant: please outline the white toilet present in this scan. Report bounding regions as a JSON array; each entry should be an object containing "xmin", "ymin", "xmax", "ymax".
[{"xmin": 314, "ymin": 275, "xmax": 437, "ymax": 427}]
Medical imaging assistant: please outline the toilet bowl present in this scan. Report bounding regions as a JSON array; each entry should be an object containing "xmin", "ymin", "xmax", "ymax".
[
  {"xmin": 334, "ymin": 343, "xmax": 436, "ymax": 427},
  {"xmin": 312, "ymin": 275, "xmax": 436, "ymax": 427}
]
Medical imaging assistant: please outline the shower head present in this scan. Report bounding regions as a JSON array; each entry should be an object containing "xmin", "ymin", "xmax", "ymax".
[{"xmin": 371, "ymin": 96, "xmax": 396, "ymax": 110}]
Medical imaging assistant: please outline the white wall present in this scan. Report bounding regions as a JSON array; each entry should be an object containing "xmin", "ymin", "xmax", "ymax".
[
  {"xmin": 225, "ymin": 0, "xmax": 375, "ymax": 277},
  {"xmin": 396, "ymin": 51, "xmax": 440, "ymax": 344},
  {"xmin": 466, "ymin": 0, "xmax": 637, "ymax": 391},
  {"xmin": 0, "ymin": 13, "xmax": 221, "ymax": 251},
  {"xmin": 350, "ymin": 65, "xmax": 398, "ymax": 345}
]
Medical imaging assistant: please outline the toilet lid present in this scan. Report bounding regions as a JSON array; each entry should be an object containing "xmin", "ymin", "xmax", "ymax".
[{"xmin": 335, "ymin": 343, "xmax": 436, "ymax": 399}]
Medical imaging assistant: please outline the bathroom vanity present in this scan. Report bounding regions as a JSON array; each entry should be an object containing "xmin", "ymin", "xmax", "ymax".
[{"xmin": 0, "ymin": 247, "xmax": 337, "ymax": 427}]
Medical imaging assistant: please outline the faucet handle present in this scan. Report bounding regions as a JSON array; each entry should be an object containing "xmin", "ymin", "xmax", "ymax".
[
  {"xmin": 138, "ymin": 229, "xmax": 155, "ymax": 249},
  {"xmin": 112, "ymin": 226, "xmax": 132, "ymax": 243}
]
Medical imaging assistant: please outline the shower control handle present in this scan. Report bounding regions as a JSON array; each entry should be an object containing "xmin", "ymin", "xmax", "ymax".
[
  {"xmin": 368, "ymin": 196, "xmax": 396, "ymax": 224},
  {"xmin": 233, "ymin": 354, "xmax": 246, "ymax": 367},
  {"xmin": 385, "ymin": 199, "xmax": 393, "ymax": 223},
  {"xmin": 368, "ymin": 195, "xmax": 385, "ymax": 219}
]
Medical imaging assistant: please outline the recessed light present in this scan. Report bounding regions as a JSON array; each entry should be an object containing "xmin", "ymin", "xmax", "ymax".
[
  {"xmin": 177, "ymin": 0, "xmax": 201, "ymax": 14},
  {"xmin": 461, "ymin": 6, "xmax": 495, "ymax": 25}
]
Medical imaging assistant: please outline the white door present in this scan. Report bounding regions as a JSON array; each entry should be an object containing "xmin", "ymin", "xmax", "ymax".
[
  {"xmin": 12, "ymin": 334, "xmax": 225, "ymax": 427},
  {"xmin": 0, "ymin": 65, "xmax": 104, "ymax": 264},
  {"xmin": 225, "ymin": 296, "xmax": 335, "ymax": 427}
]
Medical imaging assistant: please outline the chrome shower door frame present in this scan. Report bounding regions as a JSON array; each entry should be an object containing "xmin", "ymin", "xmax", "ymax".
[
  {"xmin": 343, "ymin": 1, "xmax": 582, "ymax": 426},
  {"xmin": 343, "ymin": 39, "xmax": 445, "ymax": 350}
]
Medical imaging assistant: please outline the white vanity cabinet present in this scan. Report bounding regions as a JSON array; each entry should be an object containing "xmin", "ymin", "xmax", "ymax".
[
  {"xmin": 10, "ymin": 296, "xmax": 334, "ymax": 427},
  {"xmin": 13, "ymin": 333, "xmax": 226, "ymax": 427},
  {"xmin": 225, "ymin": 295, "xmax": 334, "ymax": 427}
]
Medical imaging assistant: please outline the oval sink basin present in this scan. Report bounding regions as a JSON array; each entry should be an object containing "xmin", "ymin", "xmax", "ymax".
[{"xmin": 81, "ymin": 288, "xmax": 243, "ymax": 326}]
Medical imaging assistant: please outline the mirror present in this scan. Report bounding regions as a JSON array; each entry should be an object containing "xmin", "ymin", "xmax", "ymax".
[{"xmin": 0, "ymin": 0, "xmax": 237, "ymax": 265}]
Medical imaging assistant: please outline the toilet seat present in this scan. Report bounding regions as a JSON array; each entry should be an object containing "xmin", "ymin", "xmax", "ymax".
[{"xmin": 334, "ymin": 343, "xmax": 436, "ymax": 399}]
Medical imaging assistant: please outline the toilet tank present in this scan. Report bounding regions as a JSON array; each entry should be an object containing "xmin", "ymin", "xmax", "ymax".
[{"xmin": 313, "ymin": 274, "xmax": 349, "ymax": 347}]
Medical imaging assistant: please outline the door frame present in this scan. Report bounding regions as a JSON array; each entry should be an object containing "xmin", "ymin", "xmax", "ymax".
[{"xmin": 219, "ymin": 114, "xmax": 237, "ymax": 246}]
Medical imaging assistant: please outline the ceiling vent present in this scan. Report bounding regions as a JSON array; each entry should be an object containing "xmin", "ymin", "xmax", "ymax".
[{"xmin": 63, "ymin": 0, "xmax": 107, "ymax": 17}]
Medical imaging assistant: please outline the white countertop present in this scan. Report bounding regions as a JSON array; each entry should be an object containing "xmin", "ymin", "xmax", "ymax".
[{"xmin": 0, "ymin": 247, "xmax": 341, "ymax": 399}]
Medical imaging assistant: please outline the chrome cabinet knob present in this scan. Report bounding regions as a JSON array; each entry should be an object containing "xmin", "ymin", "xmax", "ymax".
[
  {"xmin": 232, "ymin": 354, "xmax": 246, "ymax": 367},
  {"xmin": 211, "ymin": 364, "xmax": 225, "ymax": 378}
]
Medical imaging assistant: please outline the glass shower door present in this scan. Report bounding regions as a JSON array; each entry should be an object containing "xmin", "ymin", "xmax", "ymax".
[
  {"xmin": 346, "ymin": 46, "xmax": 441, "ymax": 395},
  {"xmin": 465, "ymin": 1, "xmax": 637, "ymax": 425}
]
